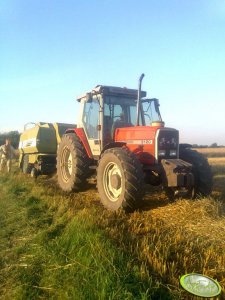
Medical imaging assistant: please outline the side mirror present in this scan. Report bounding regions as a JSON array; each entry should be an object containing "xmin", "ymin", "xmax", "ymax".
[{"xmin": 86, "ymin": 93, "xmax": 92, "ymax": 102}]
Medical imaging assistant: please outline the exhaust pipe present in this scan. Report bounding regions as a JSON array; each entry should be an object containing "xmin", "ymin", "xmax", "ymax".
[{"xmin": 136, "ymin": 73, "xmax": 145, "ymax": 126}]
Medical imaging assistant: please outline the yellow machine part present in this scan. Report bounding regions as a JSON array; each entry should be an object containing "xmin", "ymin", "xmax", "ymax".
[
  {"xmin": 53, "ymin": 123, "xmax": 76, "ymax": 144},
  {"xmin": 19, "ymin": 122, "xmax": 76, "ymax": 161},
  {"xmin": 19, "ymin": 123, "xmax": 57, "ymax": 155}
]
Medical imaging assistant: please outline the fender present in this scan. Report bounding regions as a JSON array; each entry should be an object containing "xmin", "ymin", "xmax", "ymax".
[
  {"xmin": 101, "ymin": 142, "xmax": 126, "ymax": 155},
  {"xmin": 65, "ymin": 128, "xmax": 93, "ymax": 159}
]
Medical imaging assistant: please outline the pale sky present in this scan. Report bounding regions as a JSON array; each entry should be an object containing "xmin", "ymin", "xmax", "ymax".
[{"xmin": 0, "ymin": 0, "xmax": 225, "ymax": 145}]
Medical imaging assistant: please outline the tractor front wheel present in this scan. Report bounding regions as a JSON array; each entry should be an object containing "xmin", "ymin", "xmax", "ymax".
[{"xmin": 97, "ymin": 148, "xmax": 145, "ymax": 212}]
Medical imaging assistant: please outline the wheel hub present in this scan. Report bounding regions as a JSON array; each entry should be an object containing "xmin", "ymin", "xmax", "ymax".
[
  {"xmin": 103, "ymin": 162, "xmax": 123, "ymax": 202},
  {"xmin": 110, "ymin": 174, "xmax": 121, "ymax": 190}
]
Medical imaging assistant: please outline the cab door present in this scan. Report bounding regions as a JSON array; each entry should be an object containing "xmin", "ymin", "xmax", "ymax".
[{"xmin": 82, "ymin": 98, "xmax": 101, "ymax": 157}]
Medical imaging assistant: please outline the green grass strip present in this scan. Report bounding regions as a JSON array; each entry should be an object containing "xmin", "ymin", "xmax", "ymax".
[{"xmin": 0, "ymin": 172, "xmax": 172, "ymax": 300}]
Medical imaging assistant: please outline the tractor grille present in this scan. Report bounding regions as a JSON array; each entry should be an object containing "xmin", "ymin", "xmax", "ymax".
[{"xmin": 156, "ymin": 129, "xmax": 179, "ymax": 162}]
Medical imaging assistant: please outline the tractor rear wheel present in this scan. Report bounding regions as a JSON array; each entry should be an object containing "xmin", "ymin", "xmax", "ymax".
[
  {"xmin": 97, "ymin": 148, "xmax": 145, "ymax": 212},
  {"xmin": 57, "ymin": 133, "xmax": 91, "ymax": 192},
  {"xmin": 179, "ymin": 147, "xmax": 213, "ymax": 197}
]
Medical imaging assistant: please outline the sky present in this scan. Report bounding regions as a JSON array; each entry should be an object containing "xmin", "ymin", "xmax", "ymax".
[{"xmin": 0, "ymin": 0, "xmax": 225, "ymax": 145}]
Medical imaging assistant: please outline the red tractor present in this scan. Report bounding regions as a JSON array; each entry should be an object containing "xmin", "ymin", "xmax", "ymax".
[{"xmin": 57, "ymin": 74, "xmax": 212, "ymax": 211}]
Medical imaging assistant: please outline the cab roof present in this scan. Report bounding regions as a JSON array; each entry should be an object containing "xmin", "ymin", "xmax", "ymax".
[{"xmin": 77, "ymin": 85, "xmax": 147, "ymax": 102}]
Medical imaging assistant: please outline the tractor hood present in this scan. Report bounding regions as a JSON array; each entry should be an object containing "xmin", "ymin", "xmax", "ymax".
[{"xmin": 115, "ymin": 125, "xmax": 179, "ymax": 164}]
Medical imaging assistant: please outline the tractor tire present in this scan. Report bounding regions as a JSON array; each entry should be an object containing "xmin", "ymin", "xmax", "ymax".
[
  {"xmin": 22, "ymin": 155, "xmax": 33, "ymax": 174},
  {"xmin": 57, "ymin": 133, "xmax": 91, "ymax": 192},
  {"xmin": 179, "ymin": 147, "xmax": 213, "ymax": 197},
  {"xmin": 97, "ymin": 148, "xmax": 145, "ymax": 212}
]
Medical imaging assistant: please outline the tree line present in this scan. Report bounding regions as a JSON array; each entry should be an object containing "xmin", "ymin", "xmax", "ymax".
[
  {"xmin": 0, "ymin": 131, "xmax": 20, "ymax": 148},
  {"xmin": 192, "ymin": 143, "xmax": 224, "ymax": 148}
]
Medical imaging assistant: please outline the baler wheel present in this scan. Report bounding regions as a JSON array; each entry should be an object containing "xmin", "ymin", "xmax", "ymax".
[
  {"xmin": 31, "ymin": 167, "xmax": 38, "ymax": 179},
  {"xmin": 22, "ymin": 155, "xmax": 33, "ymax": 174}
]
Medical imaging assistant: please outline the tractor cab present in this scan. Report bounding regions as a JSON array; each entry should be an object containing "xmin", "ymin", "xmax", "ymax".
[{"xmin": 77, "ymin": 85, "xmax": 164, "ymax": 157}]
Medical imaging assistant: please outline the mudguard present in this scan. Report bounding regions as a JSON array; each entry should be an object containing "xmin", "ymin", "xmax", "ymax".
[{"xmin": 65, "ymin": 128, "xmax": 93, "ymax": 159}]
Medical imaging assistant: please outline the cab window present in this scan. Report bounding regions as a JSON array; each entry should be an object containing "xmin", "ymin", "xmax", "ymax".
[{"xmin": 83, "ymin": 99, "xmax": 99, "ymax": 139}]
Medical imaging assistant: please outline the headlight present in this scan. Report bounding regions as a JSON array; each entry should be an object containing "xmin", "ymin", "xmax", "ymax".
[
  {"xmin": 170, "ymin": 150, "xmax": 177, "ymax": 156},
  {"xmin": 158, "ymin": 150, "xmax": 166, "ymax": 156}
]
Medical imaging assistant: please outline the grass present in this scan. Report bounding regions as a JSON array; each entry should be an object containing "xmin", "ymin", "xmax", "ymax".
[
  {"xmin": 0, "ymin": 150, "xmax": 225, "ymax": 299},
  {"xmin": 0, "ymin": 171, "xmax": 170, "ymax": 300}
]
